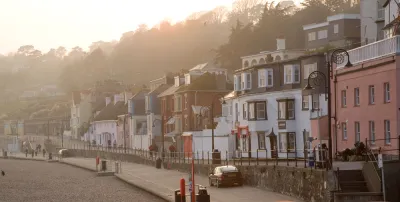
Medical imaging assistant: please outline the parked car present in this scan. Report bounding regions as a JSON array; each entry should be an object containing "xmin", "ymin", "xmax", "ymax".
[{"xmin": 209, "ymin": 165, "xmax": 243, "ymax": 188}]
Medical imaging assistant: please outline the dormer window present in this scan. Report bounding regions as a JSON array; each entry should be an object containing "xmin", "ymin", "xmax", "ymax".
[
  {"xmin": 241, "ymin": 73, "xmax": 251, "ymax": 90},
  {"xmin": 174, "ymin": 76, "xmax": 180, "ymax": 87},
  {"xmin": 234, "ymin": 75, "xmax": 242, "ymax": 91},
  {"xmin": 185, "ymin": 74, "xmax": 191, "ymax": 85},
  {"xmin": 284, "ymin": 64, "xmax": 300, "ymax": 84},
  {"xmin": 258, "ymin": 69, "xmax": 273, "ymax": 88}
]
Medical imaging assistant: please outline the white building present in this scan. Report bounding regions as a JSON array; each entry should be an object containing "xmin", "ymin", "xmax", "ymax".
[
  {"xmin": 70, "ymin": 90, "xmax": 92, "ymax": 139},
  {"xmin": 226, "ymin": 40, "xmax": 328, "ymax": 159}
]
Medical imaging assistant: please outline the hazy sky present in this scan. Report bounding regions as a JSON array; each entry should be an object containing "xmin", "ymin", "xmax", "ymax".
[{"xmin": 0, "ymin": 0, "xmax": 302, "ymax": 54}]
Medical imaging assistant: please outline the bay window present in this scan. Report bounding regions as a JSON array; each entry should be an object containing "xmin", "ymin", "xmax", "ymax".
[
  {"xmin": 240, "ymin": 73, "xmax": 251, "ymax": 90},
  {"xmin": 258, "ymin": 68, "xmax": 273, "ymax": 87}
]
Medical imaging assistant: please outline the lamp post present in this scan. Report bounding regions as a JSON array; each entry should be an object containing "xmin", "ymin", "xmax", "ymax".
[
  {"xmin": 153, "ymin": 116, "xmax": 168, "ymax": 159},
  {"xmin": 198, "ymin": 94, "xmax": 226, "ymax": 151},
  {"xmin": 303, "ymin": 49, "xmax": 352, "ymax": 170}
]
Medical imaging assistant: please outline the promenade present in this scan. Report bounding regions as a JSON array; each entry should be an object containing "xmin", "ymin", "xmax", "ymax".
[{"xmin": 3, "ymin": 153, "xmax": 300, "ymax": 202}]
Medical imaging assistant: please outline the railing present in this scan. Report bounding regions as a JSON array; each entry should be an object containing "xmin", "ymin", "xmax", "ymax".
[
  {"xmin": 337, "ymin": 36, "xmax": 400, "ymax": 68},
  {"xmin": 365, "ymin": 135, "xmax": 400, "ymax": 161}
]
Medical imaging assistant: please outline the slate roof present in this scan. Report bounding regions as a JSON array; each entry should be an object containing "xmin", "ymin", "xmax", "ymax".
[
  {"xmin": 149, "ymin": 84, "xmax": 172, "ymax": 95},
  {"xmin": 92, "ymin": 99, "xmax": 106, "ymax": 113},
  {"xmin": 176, "ymin": 73, "xmax": 232, "ymax": 93},
  {"xmin": 93, "ymin": 101, "xmax": 128, "ymax": 121},
  {"xmin": 72, "ymin": 91, "xmax": 81, "ymax": 105},
  {"xmin": 130, "ymin": 89, "xmax": 150, "ymax": 100}
]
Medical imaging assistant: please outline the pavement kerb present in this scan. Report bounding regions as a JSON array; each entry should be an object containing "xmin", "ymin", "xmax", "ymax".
[
  {"xmin": 114, "ymin": 174, "xmax": 173, "ymax": 202},
  {"xmin": 0, "ymin": 156, "xmax": 47, "ymax": 162},
  {"xmin": 58, "ymin": 160, "xmax": 97, "ymax": 172}
]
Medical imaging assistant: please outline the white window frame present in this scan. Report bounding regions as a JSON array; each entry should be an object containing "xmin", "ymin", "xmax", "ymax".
[
  {"xmin": 369, "ymin": 85, "xmax": 375, "ymax": 104},
  {"xmin": 243, "ymin": 103, "xmax": 247, "ymax": 120},
  {"xmin": 248, "ymin": 103, "xmax": 255, "ymax": 119},
  {"xmin": 284, "ymin": 65, "xmax": 300, "ymax": 84},
  {"xmin": 302, "ymin": 95, "xmax": 309, "ymax": 109},
  {"xmin": 342, "ymin": 123, "xmax": 347, "ymax": 140},
  {"xmin": 369, "ymin": 121, "xmax": 375, "ymax": 144},
  {"xmin": 266, "ymin": 69, "xmax": 273, "ymax": 87},
  {"xmin": 234, "ymin": 75, "xmax": 241, "ymax": 91},
  {"xmin": 288, "ymin": 100, "xmax": 295, "ymax": 119},
  {"xmin": 258, "ymin": 132, "xmax": 266, "ymax": 149},
  {"xmin": 174, "ymin": 95, "xmax": 182, "ymax": 112},
  {"xmin": 384, "ymin": 120, "xmax": 391, "ymax": 144},
  {"xmin": 318, "ymin": 30, "xmax": 328, "ymax": 39},
  {"xmin": 354, "ymin": 88, "xmax": 360, "ymax": 106},
  {"xmin": 355, "ymin": 122, "xmax": 360, "ymax": 143},
  {"xmin": 308, "ymin": 32, "xmax": 316, "ymax": 41},
  {"xmin": 384, "ymin": 82, "xmax": 390, "ymax": 102},
  {"xmin": 241, "ymin": 73, "xmax": 251, "ymax": 90},
  {"xmin": 334, "ymin": 24, "xmax": 339, "ymax": 34},
  {"xmin": 341, "ymin": 90, "xmax": 347, "ymax": 107},
  {"xmin": 303, "ymin": 63, "xmax": 317, "ymax": 79},
  {"xmin": 258, "ymin": 69, "xmax": 266, "ymax": 87},
  {"xmin": 312, "ymin": 94, "xmax": 319, "ymax": 110},
  {"xmin": 256, "ymin": 102, "xmax": 266, "ymax": 120}
]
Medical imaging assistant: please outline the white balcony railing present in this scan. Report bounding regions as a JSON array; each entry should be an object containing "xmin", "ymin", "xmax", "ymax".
[
  {"xmin": 337, "ymin": 36, "xmax": 400, "ymax": 68},
  {"xmin": 377, "ymin": 8, "xmax": 385, "ymax": 20}
]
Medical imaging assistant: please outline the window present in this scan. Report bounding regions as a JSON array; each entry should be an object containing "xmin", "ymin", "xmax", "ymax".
[
  {"xmin": 267, "ymin": 69, "xmax": 273, "ymax": 87},
  {"xmin": 242, "ymin": 137, "xmax": 248, "ymax": 152},
  {"xmin": 341, "ymin": 90, "xmax": 347, "ymax": 107},
  {"xmin": 184, "ymin": 94, "xmax": 188, "ymax": 110},
  {"xmin": 384, "ymin": 82, "xmax": 390, "ymax": 102},
  {"xmin": 241, "ymin": 73, "xmax": 251, "ymax": 90},
  {"xmin": 247, "ymin": 101, "xmax": 267, "ymax": 120},
  {"xmin": 369, "ymin": 121, "xmax": 375, "ymax": 144},
  {"xmin": 258, "ymin": 132, "xmax": 266, "ymax": 149},
  {"xmin": 303, "ymin": 63, "xmax": 317, "ymax": 79},
  {"xmin": 342, "ymin": 123, "xmax": 347, "ymax": 140},
  {"xmin": 184, "ymin": 117, "xmax": 188, "ymax": 130},
  {"xmin": 284, "ymin": 65, "xmax": 300, "ymax": 84},
  {"xmin": 175, "ymin": 117, "xmax": 182, "ymax": 133},
  {"xmin": 185, "ymin": 74, "xmax": 190, "ymax": 85},
  {"xmin": 278, "ymin": 99, "xmax": 295, "ymax": 120},
  {"xmin": 174, "ymin": 95, "xmax": 182, "ymax": 112},
  {"xmin": 302, "ymin": 95, "xmax": 309, "ymax": 110},
  {"xmin": 248, "ymin": 103, "xmax": 255, "ymax": 119},
  {"xmin": 384, "ymin": 120, "xmax": 390, "ymax": 144},
  {"xmin": 242, "ymin": 103, "xmax": 247, "ymax": 120},
  {"xmin": 256, "ymin": 102, "xmax": 266, "ymax": 120},
  {"xmin": 234, "ymin": 75, "xmax": 241, "ymax": 91},
  {"xmin": 334, "ymin": 24, "xmax": 339, "ymax": 34},
  {"xmin": 308, "ymin": 32, "xmax": 316, "ymax": 41},
  {"xmin": 279, "ymin": 132, "xmax": 296, "ymax": 152},
  {"xmin": 369, "ymin": 85, "xmax": 375, "ymax": 104},
  {"xmin": 318, "ymin": 30, "xmax": 328, "ymax": 39},
  {"xmin": 312, "ymin": 94, "xmax": 319, "ymax": 110},
  {"xmin": 258, "ymin": 69, "xmax": 273, "ymax": 88},
  {"xmin": 355, "ymin": 122, "xmax": 360, "ymax": 143},
  {"xmin": 354, "ymin": 88, "xmax": 360, "ymax": 106},
  {"xmin": 258, "ymin": 69, "xmax": 266, "ymax": 87}
]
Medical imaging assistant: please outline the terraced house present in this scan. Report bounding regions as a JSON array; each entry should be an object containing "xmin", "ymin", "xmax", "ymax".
[{"xmin": 226, "ymin": 39, "xmax": 328, "ymax": 159}]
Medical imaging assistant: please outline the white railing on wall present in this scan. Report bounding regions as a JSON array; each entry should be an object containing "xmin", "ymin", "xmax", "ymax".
[{"xmin": 337, "ymin": 36, "xmax": 400, "ymax": 69}]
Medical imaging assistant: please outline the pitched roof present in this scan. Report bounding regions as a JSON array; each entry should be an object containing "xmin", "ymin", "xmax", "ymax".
[
  {"xmin": 176, "ymin": 73, "xmax": 232, "ymax": 93},
  {"xmin": 72, "ymin": 91, "xmax": 81, "ymax": 105},
  {"xmin": 149, "ymin": 84, "xmax": 172, "ymax": 95},
  {"xmin": 189, "ymin": 62, "xmax": 225, "ymax": 72},
  {"xmin": 158, "ymin": 85, "xmax": 181, "ymax": 97},
  {"xmin": 93, "ymin": 101, "xmax": 127, "ymax": 121},
  {"xmin": 130, "ymin": 89, "xmax": 149, "ymax": 100}
]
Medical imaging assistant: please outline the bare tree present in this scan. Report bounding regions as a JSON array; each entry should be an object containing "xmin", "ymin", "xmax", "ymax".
[{"xmin": 212, "ymin": 6, "xmax": 229, "ymax": 24}]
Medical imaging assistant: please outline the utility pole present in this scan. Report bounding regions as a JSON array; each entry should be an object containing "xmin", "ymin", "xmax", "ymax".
[
  {"xmin": 47, "ymin": 120, "xmax": 50, "ymax": 140},
  {"xmin": 161, "ymin": 115, "xmax": 164, "ymax": 159}
]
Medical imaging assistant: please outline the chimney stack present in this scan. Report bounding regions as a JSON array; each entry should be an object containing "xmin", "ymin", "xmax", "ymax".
[{"xmin": 277, "ymin": 36, "xmax": 285, "ymax": 50}]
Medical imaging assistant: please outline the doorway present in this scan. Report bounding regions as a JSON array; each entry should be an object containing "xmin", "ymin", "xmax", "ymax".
[{"xmin": 270, "ymin": 136, "xmax": 277, "ymax": 158}]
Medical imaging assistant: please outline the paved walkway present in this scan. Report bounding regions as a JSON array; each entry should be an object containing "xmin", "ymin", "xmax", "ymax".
[{"xmin": 60, "ymin": 157, "xmax": 300, "ymax": 202}]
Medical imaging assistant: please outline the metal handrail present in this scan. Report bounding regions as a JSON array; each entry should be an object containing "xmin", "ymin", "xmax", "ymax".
[{"xmin": 366, "ymin": 148, "xmax": 381, "ymax": 182}]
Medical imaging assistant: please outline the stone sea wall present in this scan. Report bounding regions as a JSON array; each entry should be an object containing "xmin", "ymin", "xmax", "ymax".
[{"xmin": 67, "ymin": 149, "xmax": 333, "ymax": 202}]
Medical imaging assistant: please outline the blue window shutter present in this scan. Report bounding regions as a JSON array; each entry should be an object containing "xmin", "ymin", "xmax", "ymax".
[{"xmin": 149, "ymin": 95, "xmax": 153, "ymax": 112}]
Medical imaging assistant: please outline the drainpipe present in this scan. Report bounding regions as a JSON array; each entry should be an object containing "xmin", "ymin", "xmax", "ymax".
[
  {"xmin": 333, "ymin": 69, "xmax": 338, "ymax": 158},
  {"xmin": 194, "ymin": 91, "xmax": 198, "ymax": 105}
]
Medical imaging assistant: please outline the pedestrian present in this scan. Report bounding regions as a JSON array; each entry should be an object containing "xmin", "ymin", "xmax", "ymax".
[
  {"xmin": 25, "ymin": 148, "xmax": 28, "ymax": 157},
  {"xmin": 43, "ymin": 149, "xmax": 46, "ymax": 157}
]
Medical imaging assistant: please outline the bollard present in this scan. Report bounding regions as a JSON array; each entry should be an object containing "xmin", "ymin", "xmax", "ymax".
[
  {"xmin": 196, "ymin": 186, "xmax": 210, "ymax": 202},
  {"xmin": 96, "ymin": 156, "xmax": 100, "ymax": 171},
  {"xmin": 49, "ymin": 153, "xmax": 52, "ymax": 160},
  {"xmin": 180, "ymin": 178, "xmax": 185, "ymax": 202}
]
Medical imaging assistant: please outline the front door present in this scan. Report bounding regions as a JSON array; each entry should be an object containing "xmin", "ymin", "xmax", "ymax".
[{"xmin": 270, "ymin": 136, "xmax": 277, "ymax": 158}]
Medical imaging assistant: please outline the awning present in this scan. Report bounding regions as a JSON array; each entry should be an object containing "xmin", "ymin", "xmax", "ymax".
[
  {"xmin": 167, "ymin": 117, "xmax": 175, "ymax": 125},
  {"xmin": 182, "ymin": 132, "xmax": 192, "ymax": 137}
]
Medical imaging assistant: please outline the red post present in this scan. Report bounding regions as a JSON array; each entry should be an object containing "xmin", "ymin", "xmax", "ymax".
[
  {"xmin": 180, "ymin": 178, "xmax": 185, "ymax": 201},
  {"xmin": 96, "ymin": 156, "xmax": 99, "ymax": 165},
  {"xmin": 191, "ymin": 157, "xmax": 195, "ymax": 202}
]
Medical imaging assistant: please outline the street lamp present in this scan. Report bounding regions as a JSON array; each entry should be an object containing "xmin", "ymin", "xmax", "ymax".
[
  {"xmin": 198, "ymin": 94, "xmax": 226, "ymax": 151},
  {"xmin": 152, "ymin": 118, "xmax": 163, "ymax": 158},
  {"xmin": 303, "ymin": 48, "xmax": 352, "ymax": 170}
]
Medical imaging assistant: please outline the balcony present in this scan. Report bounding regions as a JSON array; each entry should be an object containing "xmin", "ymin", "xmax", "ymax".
[{"xmin": 337, "ymin": 36, "xmax": 400, "ymax": 68}]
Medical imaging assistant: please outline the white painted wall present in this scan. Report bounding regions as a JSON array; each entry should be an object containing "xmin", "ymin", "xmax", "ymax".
[
  {"xmin": 93, "ymin": 120, "xmax": 117, "ymax": 147},
  {"xmin": 130, "ymin": 116, "xmax": 148, "ymax": 149},
  {"xmin": 228, "ymin": 89, "xmax": 328, "ymax": 159}
]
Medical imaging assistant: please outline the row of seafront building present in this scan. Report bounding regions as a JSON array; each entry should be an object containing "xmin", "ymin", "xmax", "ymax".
[{"xmin": 6, "ymin": 1, "xmax": 400, "ymax": 159}]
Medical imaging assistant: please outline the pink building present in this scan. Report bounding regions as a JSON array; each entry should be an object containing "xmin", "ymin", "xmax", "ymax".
[{"xmin": 333, "ymin": 37, "xmax": 400, "ymax": 156}]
